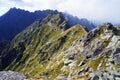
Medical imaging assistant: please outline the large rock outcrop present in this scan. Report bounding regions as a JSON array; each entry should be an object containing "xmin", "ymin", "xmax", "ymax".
[
  {"xmin": 0, "ymin": 71, "xmax": 26, "ymax": 80},
  {"xmin": 61, "ymin": 23, "xmax": 120, "ymax": 80}
]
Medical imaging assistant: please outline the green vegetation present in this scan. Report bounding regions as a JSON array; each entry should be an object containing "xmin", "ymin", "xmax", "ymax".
[
  {"xmin": 0, "ymin": 14, "xmax": 87, "ymax": 79},
  {"xmin": 1, "ymin": 14, "xmax": 120, "ymax": 80}
]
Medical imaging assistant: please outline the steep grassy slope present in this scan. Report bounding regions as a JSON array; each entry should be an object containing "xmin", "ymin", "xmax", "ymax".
[{"xmin": 0, "ymin": 13, "xmax": 87, "ymax": 79}]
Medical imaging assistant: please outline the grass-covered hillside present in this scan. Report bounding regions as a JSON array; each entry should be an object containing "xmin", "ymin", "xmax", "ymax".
[{"xmin": 0, "ymin": 13, "xmax": 87, "ymax": 79}]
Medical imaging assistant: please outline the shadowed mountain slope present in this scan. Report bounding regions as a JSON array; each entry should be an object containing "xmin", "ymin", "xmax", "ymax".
[{"xmin": 0, "ymin": 7, "xmax": 95, "ymax": 42}]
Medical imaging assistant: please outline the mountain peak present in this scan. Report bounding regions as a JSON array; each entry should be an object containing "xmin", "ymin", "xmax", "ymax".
[
  {"xmin": 40, "ymin": 13, "xmax": 69, "ymax": 30},
  {"xmin": 8, "ymin": 7, "xmax": 30, "ymax": 13},
  {"xmin": 99, "ymin": 22, "xmax": 114, "ymax": 29},
  {"xmin": 97, "ymin": 23, "xmax": 119, "ymax": 36},
  {"xmin": 0, "ymin": 8, "xmax": 95, "ymax": 42},
  {"xmin": 9, "ymin": 7, "xmax": 17, "ymax": 10}
]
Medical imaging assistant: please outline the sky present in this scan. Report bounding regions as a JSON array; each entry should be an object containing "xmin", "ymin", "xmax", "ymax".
[{"xmin": 0, "ymin": 0, "xmax": 120, "ymax": 24}]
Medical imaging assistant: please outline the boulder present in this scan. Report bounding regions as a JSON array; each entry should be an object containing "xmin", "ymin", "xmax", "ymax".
[
  {"xmin": 55, "ymin": 74, "xmax": 68, "ymax": 80},
  {"xmin": 114, "ymin": 53, "xmax": 120, "ymax": 64},
  {"xmin": 0, "ymin": 71, "xmax": 26, "ymax": 80},
  {"xmin": 90, "ymin": 75, "xmax": 99, "ymax": 80}
]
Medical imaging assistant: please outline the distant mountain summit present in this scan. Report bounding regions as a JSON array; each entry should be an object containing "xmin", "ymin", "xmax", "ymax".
[
  {"xmin": 0, "ymin": 8, "xmax": 58, "ymax": 41},
  {"xmin": 62, "ymin": 13, "xmax": 95, "ymax": 30},
  {"xmin": 0, "ymin": 7, "xmax": 95, "ymax": 41}
]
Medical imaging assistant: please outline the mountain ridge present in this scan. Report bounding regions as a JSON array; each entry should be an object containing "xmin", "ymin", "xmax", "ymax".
[
  {"xmin": 0, "ymin": 13, "xmax": 87, "ymax": 79},
  {"xmin": 0, "ymin": 11, "xmax": 120, "ymax": 80},
  {"xmin": 0, "ymin": 7, "xmax": 95, "ymax": 42}
]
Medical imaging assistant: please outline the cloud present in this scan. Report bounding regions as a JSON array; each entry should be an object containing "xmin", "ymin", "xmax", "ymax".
[
  {"xmin": 0, "ymin": 0, "xmax": 120, "ymax": 23},
  {"xmin": 57, "ymin": 0, "xmax": 120, "ymax": 23}
]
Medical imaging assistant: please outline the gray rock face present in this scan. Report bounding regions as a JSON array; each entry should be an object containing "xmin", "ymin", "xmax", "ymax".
[
  {"xmin": 62, "ymin": 23, "xmax": 120, "ymax": 80},
  {"xmin": 114, "ymin": 53, "xmax": 120, "ymax": 64},
  {"xmin": 91, "ymin": 75, "xmax": 99, "ymax": 80},
  {"xmin": 55, "ymin": 74, "xmax": 68, "ymax": 80},
  {"xmin": 80, "ymin": 28, "xmax": 99, "ymax": 47},
  {"xmin": 0, "ymin": 71, "xmax": 26, "ymax": 80},
  {"xmin": 79, "ymin": 23, "xmax": 120, "ymax": 59}
]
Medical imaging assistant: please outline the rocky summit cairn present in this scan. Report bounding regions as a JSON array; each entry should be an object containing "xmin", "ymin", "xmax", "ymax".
[{"xmin": 0, "ymin": 71, "xmax": 26, "ymax": 80}]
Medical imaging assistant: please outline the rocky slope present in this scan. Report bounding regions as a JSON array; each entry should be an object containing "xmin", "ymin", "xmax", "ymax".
[
  {"xmin": 0, "ymin": 13, "xmax": 120, "ymax": 80},
  {"xmin": 60, "ymin": 23, "xmax": 120, "ymax": 80},
  {"xmin": 0, "ymin": 71, "xmax": 26, "ymax": 80}
]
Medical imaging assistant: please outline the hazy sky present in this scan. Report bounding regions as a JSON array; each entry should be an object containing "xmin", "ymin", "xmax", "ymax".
[{"xmin": 0, "ymin": 0, "xmax": 120, "ymax": 23}]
